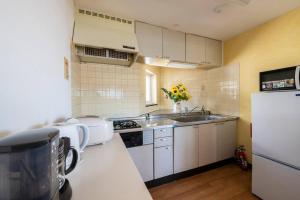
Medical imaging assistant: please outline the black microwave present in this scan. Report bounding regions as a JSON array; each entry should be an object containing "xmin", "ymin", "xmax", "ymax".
[{"xmin": 260, "ymin": 66, "xmax": 300, "ymax": 91}]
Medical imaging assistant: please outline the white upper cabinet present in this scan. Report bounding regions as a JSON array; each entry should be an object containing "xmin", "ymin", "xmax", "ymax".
[
  {"xmin": 135, "ymin": 21, "xmax": 222, "ymax": 67},
  {"xmin": 135, "ymin": 21, "xmax": 163, "ymax": 58},
  {"xmin": 162, "ymin": 29, "xmax": 186, "ymax": 62},
  {"xmin": 186, "ymin": 34, "xmax": 205, "ymax": 64},
  {"xmin": 205, "ymin": 38, "xmax": 222, "ymax": 67}
]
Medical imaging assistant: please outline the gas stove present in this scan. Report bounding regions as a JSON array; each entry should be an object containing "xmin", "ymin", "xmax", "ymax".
[{"xmin": 113, "ymin": 120, "xmax": 141, "ymax": 130}]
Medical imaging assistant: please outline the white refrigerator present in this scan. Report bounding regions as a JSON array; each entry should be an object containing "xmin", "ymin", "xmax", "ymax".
[{"xmin": 252, "ymin": 91, "xmax": 300, "ymax": 200}]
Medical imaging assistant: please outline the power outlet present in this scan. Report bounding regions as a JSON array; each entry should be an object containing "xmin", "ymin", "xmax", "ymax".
[{"xmin": 64, "ymin": 57, "xmax": 69, "ymax": 80}]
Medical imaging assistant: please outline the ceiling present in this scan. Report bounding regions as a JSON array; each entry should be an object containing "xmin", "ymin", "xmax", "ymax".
[{"xmin": 74, "ymin": 0, "xmax": 300, "ymax": 40}]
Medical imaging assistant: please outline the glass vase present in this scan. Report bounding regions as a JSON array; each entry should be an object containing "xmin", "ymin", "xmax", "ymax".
[{"xmin": 173, "ymin": 102, "xmax": 181, "ymax": 113}]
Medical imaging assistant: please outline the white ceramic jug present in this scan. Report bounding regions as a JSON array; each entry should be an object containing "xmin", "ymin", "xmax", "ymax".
[{"xmin": 52, "ymin": 122, "xmax": 89, "ymax": 163}]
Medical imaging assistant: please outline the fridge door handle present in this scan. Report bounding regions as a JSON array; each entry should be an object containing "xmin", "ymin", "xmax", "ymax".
[{"xmin": 295, "ymin": 66, "xmax": 300, "ymax": 90}]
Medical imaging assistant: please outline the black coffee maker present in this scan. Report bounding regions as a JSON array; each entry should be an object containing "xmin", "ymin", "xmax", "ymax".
[{"xmin": 0, "ymin": 128, "xmax": 78, "ymax": 200}]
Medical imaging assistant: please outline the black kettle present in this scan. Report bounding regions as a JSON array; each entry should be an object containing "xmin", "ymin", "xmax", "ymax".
[{"xmin": 58, "ymin": 137, "xmax": 78, "ymax": 200}]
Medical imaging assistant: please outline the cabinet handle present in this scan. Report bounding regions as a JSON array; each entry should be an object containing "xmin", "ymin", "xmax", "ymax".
[{"xmin": 165, "ymin": 147, "xmax": 169, "ymax": 150}]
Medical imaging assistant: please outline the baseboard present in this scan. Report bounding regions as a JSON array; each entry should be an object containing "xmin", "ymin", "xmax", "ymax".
[{"xmin": 145, "ymin": 158, "xmax": 235, "ymax": 188}]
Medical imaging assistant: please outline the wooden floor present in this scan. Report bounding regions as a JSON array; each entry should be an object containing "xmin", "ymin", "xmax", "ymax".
[{"xmin": 149, "ymin": 164, "xmax": 259, "ymax": 200}]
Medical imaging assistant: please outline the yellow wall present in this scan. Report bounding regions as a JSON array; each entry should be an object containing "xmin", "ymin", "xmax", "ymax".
[{"xmin": 224, "ymin": 7, "xmax": 300, "ymax": 162}]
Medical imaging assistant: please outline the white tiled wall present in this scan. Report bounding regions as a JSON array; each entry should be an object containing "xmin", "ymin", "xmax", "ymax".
[
  {"xmin": 160, "ymin": 68, "xmax": 208, "ymax": 110},
  {"xmin": 79, "ymin": 63, "xmax": 143, "ymax": 118},
  {"xmin": 159, "ymin": 64, "xmax": 240, "ymax": 115},
  {"xmin": 205, "ymin": 63, "xmax": 240, "ymax": 116},
  {"xmin": 71, "ymin": 62, "xmax": 240, "ymax": 118}
]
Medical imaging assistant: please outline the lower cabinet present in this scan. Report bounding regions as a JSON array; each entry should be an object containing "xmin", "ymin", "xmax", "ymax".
[
  {"xmin": 174, "ymin": 126, "xmax": 199, "ymax": 173},
  {"xmin": 198, "ymin": 123, "xmax": 217, "ymax": 167},
  {"xmin": 127, "ymin": 144, "xmax": 154, "ymax": 182},
  {"xmin": 174, "ymin": 120, "xmax": 237, "ymax": 174},
  {"xmin": 144, "ymin": 120, "xmax": 237, "ymax": 180},
  {"xmin": 215, "ymin": 121, "xmax": 236, "ymax": 161},
  {"xmin": 154, "ymin": 146, "xmax": 173, "ymax": 179}
]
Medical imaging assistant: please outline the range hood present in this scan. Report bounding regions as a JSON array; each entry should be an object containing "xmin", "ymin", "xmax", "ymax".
[{"xmin": 73, "ymin": 9, "xmax": 139, "ymax": 66}]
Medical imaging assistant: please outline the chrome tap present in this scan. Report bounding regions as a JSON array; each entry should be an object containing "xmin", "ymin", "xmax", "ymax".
[
  {"xmin": 189, "ymin": 106, "xmax": 200, "ymax": 113},
  {"xmin": 185, "ymin": 105, "xmax": 210, "ymax": 115},
  {"xmin": 201, "ymin": 105, "xmax": 205, "ymax": 113},
  {"xmin": 140, "ymin": 112, "xmax": 151, "ymax": 120}
]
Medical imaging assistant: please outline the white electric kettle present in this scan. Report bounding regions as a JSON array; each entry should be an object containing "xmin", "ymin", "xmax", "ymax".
[{"xmin": 51, "ymin": 122, "xmax": 89, "ymax": 163}]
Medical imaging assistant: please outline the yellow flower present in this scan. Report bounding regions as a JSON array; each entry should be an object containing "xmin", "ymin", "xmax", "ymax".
[
  {"xmin": 162, "ymin": 83, "xmax": 191, "ymax": 102},
  {"xmin": 171, "ymin": 87, "xmax": 178, "ymax": 95}
]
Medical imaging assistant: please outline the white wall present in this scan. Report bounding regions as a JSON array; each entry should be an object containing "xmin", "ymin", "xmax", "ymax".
[{"xmin": 0, "ymin": 0, "xmax": 75, "ymax": 134}]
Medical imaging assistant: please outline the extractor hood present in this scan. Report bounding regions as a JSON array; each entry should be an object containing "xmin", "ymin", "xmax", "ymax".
[{"xmin": 73, "ymin": 9, "xmax": 139, "ymax": 66}]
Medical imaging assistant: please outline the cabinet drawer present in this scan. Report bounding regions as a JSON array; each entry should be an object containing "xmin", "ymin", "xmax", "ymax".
[
  {"xmin": 154, "ymin": 137, "xmax": 173, "ymax": 148},
  {"xmin": 154, "ymin": 128, "xmax": 173, "ymax": 138}
]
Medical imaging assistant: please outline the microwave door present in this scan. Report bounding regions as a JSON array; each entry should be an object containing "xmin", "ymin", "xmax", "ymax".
[{"xmin": 295, "ymin": 66, "xmax": 300, "ymax": 90}]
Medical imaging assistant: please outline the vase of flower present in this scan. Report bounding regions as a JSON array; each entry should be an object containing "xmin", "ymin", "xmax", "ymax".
[
  {"xmin": 173, "ymin": 102, "xmax": 181, "ymax": 113},
  {"xmin": 161, "ymin": 83, "xmax": 191, "ymax": 113}
]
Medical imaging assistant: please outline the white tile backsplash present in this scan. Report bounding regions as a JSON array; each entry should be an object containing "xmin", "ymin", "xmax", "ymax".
[
  {"xmin": 71, "ymin": 62, "xmax": 240, "ymax": 118},
  {"xmin": 78, "ymin": 63, "xmax": 144, "ymax": 118},
  {"xmin": 205, "ymin": 63, "xmax": 240, "ymax": 116}
]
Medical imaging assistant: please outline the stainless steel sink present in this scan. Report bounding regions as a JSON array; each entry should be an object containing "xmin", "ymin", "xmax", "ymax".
[{"xmin": 171, "ymin": 115, "xmax": 223, "ymax": 123}]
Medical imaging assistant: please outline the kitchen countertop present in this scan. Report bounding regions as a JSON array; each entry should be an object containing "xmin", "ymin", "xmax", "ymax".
[
  {"xmin": 135, "ymin": 115, "xmax": 238, "ymax": 130},
  {"xmin": 67, "ymin": 133, "xmax": 153, "ymax": 200}
]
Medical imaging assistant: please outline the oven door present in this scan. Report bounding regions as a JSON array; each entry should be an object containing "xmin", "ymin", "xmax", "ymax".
[
  {"xmin": 120, "ymin": 131, "xmax": 143, "ymax": 148},
  {"xmin": 260, "ymin": 66, "xmax": 300, "ymax": 91}
]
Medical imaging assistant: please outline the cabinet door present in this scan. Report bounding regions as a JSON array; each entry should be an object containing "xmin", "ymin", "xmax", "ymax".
[
  {"xmin": 205, "ymin": 38, "xmax": 222, "ymax": 66},
  {"xmin": 198, "ymin": 124, "xmax": 217, "ymax": 167},
  {"xmin": 186, "ymin": 34, "xmax": 205, "ymax": 64},
  {"xmin": 127, "ymin": 144, "xmax": 154, "ymax": 182},
  {"xmin": 135, "ymin": 21, "xmax": 163, "ymax": 58},
  {"xmin": 174, "ymin": 126, "xmax": 199, "ymax": 173},
  {"xmin": 215, "ymin": 121, "xmax": 236, "ymax": 161},
  {"xmin": 154, "ymin": 146, "xmax": 173, "ymax": 179},
  {"xmin": 163, "ymin": 29, "xmax": 186, "ymax": 62}
]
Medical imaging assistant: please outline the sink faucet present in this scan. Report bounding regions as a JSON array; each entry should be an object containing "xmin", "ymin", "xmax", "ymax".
[
  {"xmin": 201, "ymin": 105, "xmax": 205, "ymax": 113},
  {"xmin": 139, "ymin": 112, "xmax": 151, "ymax": 120},
  {"xmin": 185, "ymin": 105, "xmax": 210, "ymax": 115},
  {"xmin": 140, "ymin": 113, "xmax": 150, "ymax": 120},
  {"xmin": 189, "ymin": 106, "xmax": 200, "ymax": 113},
  {"xmin": 201, "ymin": 106, "xmax": 211, "ymax": 115}
]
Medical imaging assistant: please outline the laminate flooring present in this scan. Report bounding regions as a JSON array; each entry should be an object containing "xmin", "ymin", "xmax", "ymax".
[{"xmin": 149, "ymin": 164, "xmax": 259, "ymax": 200}]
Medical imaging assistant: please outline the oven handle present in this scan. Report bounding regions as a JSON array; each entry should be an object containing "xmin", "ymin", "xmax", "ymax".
[{"xmin": 295, "ymin": 66, "xmax": 300, "ymax": 90}]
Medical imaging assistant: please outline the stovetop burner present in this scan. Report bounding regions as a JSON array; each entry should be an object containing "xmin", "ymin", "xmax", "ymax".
[{"xmin": 113, "ymin": 120, "xmax": 141, "ymax": 130}]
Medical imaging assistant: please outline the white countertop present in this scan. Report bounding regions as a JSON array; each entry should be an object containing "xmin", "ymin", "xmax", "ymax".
[{"xmin": 67, "ymin": 133, "xmax": 153, "ymax": 200}]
